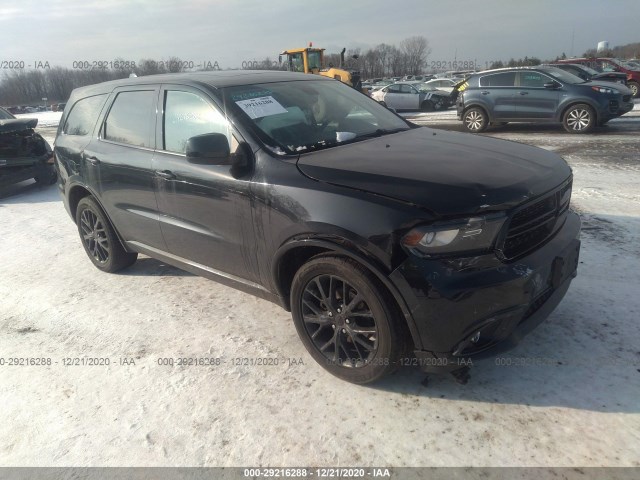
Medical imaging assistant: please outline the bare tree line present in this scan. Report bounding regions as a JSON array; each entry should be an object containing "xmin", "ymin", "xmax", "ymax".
[
  {"xmin": 222, "ymin": 36, "xmax": 433, "ymax": 80},
  {"xmin": 323, "ymin": 36, "xmax": 432, "ymax": 79}
]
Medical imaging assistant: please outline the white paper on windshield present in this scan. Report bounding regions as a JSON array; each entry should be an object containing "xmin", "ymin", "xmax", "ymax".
[{"xmin": 235, "ymin": 96, "xmax": 287, "ymax": 119}]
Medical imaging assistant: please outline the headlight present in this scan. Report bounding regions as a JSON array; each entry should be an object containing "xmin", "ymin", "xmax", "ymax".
[
  {"xmin": 591, "ymin": 86, "xmax": 618, "ymax": 94},
  {"xmin": 402, "ymin": 214, "xmax": 506, "ymax": 257}
]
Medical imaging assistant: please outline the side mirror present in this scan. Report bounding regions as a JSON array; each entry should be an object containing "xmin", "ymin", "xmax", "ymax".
[
  {"xmin": 544, "ymin": 81, "xmax": 561, "ymax": 89},
  {"xmin": 230, "ymin": 142, "xmax": 254, "ymax": 178},
  {"xmin": 186, "ymin": 133, "xmax": 230, "ymax": 165}
]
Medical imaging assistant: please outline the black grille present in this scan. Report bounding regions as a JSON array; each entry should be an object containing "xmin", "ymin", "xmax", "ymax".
[{"xmin": 500, "ymin": 180, "xmax": 572, "ymax": 260}]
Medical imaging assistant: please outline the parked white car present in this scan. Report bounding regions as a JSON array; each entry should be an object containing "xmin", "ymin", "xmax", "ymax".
[
  {"xmin": 370, "ymin": 82, "xmax": 451, "ymax": 111},
  {"xmin": 422, "ymin": 78, "xmax": 458, "ymax": 94}
]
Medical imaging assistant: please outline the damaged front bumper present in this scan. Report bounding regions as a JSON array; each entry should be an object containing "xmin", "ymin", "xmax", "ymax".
[{"xmin": 391, "ymin": 210, "xmax": 581, "ymax": 373}]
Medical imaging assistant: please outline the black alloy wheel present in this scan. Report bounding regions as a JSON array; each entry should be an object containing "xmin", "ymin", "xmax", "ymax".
[
  {"xmin": 75, "ymin": 197, "xmax": 138, "ymax": 272},
  {"xmin": 291, "ymin": 255, "xmax": 406, "ymax": 384}
]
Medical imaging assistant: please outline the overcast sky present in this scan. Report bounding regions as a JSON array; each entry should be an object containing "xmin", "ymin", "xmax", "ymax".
[{"xmin": 1, "ymin": 0, "xmax": 639, "ymax": 70}]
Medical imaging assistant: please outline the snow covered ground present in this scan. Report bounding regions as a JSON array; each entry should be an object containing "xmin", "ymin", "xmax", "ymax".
[{"xmin": 1, "ymin": 109, "xmax": 639, "ymax": 467}]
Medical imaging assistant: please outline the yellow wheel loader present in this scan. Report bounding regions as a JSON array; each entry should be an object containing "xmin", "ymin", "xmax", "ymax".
[{"xmin": 279, "ymin": 45, "xmax": 363, "ymax": 91}]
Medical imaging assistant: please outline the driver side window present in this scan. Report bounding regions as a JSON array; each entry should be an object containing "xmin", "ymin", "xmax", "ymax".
[{"xmin": 163, "ymin": 90, "xmax": 232, "ymax": 154}]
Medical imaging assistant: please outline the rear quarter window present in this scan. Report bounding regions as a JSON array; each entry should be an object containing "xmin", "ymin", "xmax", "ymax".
[
  {"xmin": 479, "ymin": 72, "xmax": 516, "ymax": 87},
  {"xmin": 103, "ymin": 90, "xmax": 156, "ymax": 148},
  {"xmin": 63, "ymin": 94, "xmax": 108, "ymax": 136}
]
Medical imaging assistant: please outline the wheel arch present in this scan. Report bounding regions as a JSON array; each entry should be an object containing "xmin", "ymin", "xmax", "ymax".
[
  {"xmin": 462, "ymin": 103, "xmax": 492, "ymax": 122},
  {"xmin": 68, "ymin": 183, "xmax": 132, "ymax": 253},
  {"xmin": 558, "ymin": 99, "xmax": 599, "ymax": 124},
  {"xmin": 272, "ymin": 238, "xmax": 423, "ymax": 350}
]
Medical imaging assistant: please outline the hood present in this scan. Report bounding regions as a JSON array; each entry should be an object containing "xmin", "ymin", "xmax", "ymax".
[
  {"xmin": 0, "ymin": 118, "xmax": 38, "ymax": 134},
  {"xmin": 296, "ymin": 127, "xmax": 571, "ymax": 217}
]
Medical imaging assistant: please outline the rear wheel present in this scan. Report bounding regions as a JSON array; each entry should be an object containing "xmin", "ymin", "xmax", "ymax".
[
  {"xmin": 628, "ymin": 81, "xmax": 639, "ymax": 98},
  {"xmin": 463, "ymin": 107, "xmax": 488, "ymax": 132},
  {"xmin": 75, "ymin": 197, "xmax": 137, "ymax": 272},
  {"xmin": 290, "ymin": 255, "xmax": 406, "ymax": 384},
  {"xmin": 562, "ymin": 104, "xmax": 595, "ymax": 133}
]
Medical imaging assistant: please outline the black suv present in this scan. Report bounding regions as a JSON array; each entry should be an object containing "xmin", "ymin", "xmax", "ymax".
[
  {"xmin": 55, "ymin": 71, "xmax": 581, "ymax": 384},
  {"xmin": 457, "ymin": 66, "xmax": 634, "ymax": 133}
]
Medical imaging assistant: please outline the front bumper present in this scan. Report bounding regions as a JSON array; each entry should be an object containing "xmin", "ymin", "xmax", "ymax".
[
  {"xmin": 0, "ymin": 154, "xmax": 53, "ymax": 188},
  {"xmin": 391, "ymin": 210, "xmax": 581, "ymax": 373}
]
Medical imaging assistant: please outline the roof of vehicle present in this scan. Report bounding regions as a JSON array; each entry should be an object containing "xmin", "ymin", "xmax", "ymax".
[
  {"xmin": 70, "ymin": 70, "xmax": 329, "ymax": 98},
  {"xmin": 468, "ymin": 66, "xmax": 562, "ymax": 76}
]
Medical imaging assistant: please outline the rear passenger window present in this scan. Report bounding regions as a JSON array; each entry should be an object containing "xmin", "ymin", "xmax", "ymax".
[
  {"xmin": 104, "ymin": 91, "xmax": 156, "ymax": 148},
  {"xmin": 63, "ymin": 95, "xmax": 107, "ymax": 136},
  {"xmin": 163, "ymin": 90, "xmax": 230, "ymax": 154},
  {"xmin": 479, "ymin": 72, "xmax": 516, "ymax": 87}
]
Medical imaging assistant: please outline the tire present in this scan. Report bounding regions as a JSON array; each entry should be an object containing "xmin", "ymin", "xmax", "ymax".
[
  {"xmin": 420, "ymin": 100, "xmax": 434, "ymax": 112},
  {"xmin": 75, "ymin": 196, "xmax": 137, "ymax": 272},
  {"xmin": 34, "ymin": 165, "xmax": 57, "ymax": 185},
  {"xmin": 463, "ymin": 107, "xmax": 488, "ymax": 132},
  {"xmin": 562, "ymin": 103, "xmax": 595, "ymax": 133},
  {"xmin": 290, "ymin": 255, "xmax": 407, "ymax": 384},
  {"xmin": 431, "ymin": 98, "xmax": 445, "ymax": 111},
  {"xmin": 628, "ymin": 81, "xmax": 639, "ymax": 98}
]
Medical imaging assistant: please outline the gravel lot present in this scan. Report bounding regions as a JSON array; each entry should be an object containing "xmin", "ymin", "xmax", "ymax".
[{"xmin": 1, "ymin": 108, "xmax": 639, "ymax": 467}]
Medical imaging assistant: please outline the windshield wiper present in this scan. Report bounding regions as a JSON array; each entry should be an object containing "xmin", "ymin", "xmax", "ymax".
[
  {"xmin": 290, "ymin": 139, "xmax": 338, "ymax": 153},
  {"xmin": 355, "ymin": 127, "xmax": 409, "ymax": 139}
]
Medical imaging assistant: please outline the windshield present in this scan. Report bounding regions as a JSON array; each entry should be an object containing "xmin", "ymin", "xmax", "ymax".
[
  {"xmin": 307, "ymin": 50, "xmax": 322, "ymax": 70},
  {"xmin": 541, "ymin": 67, "xmax": 585, "ymax": 84},
  {"xmin": 417, "ymin": 83, "xmax": 438, "ymax": 92},
  {"xmin": 219, "ymin": 80, "xmax": 411, "ymax": 155},
  {"xmin": 578, "ymin": 65, "xmax": 599, "ymax": 75},
  {"xmin": 0, "ymin": 107, "xmax": 15, "ymax": 120}
]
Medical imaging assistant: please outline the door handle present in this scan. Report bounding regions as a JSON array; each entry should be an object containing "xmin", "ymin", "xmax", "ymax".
[
  {"xmin": 519, "ymin": 91, "xmax": 529, "ymax": 95},
  {"xmin": 84, "ymin": 154, "xmax": 100, "ymax": 165},
  {"xmin": 155, "ymin": 170, "xmax": 176, "ymax": 180},
  {"xmin": 481, "ymin": 91, "xmax": 490, "ymax": 95}
]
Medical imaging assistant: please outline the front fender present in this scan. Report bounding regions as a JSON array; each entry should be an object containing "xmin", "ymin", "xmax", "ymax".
[{"xmin": 272, "ymin": 236, "xmax": 423, "ymax": 350}]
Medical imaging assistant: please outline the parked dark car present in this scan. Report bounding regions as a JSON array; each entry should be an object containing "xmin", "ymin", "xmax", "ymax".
[
  {"xmin": 457, "ymin": 66, "xmax": 634, "ymax": 133},
  {"xmin": 546, "ymin": 63, "xmax": 627, "ymax": 85},
  {"xmin": 55, "ymin": 71, "xmax": 581, "ymax": 384},
  {"xmin": 0, "ymin": 107, "xmax": 55, "ymax": 189},
  {"xmin": 554, "ymin": 58, "xmax": 640, "ymax": 97}
]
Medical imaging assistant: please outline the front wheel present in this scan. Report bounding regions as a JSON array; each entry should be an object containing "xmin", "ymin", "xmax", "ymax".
[
  {"xmin": 420, "ymin": 100, "xmax": 434, "ymax": 112},
  {"xmin": 290, "ymin": 255, "xmax": 406, "ymax": 384},
  {"xmin": 75, "ymin": 197, "xmax": 138, "ymax": 272},
  {"xmin": 628, "ymin": 81, "xmax": 639, "ymax": 98},
  {"xmin": 34, "ymin": 165, "xmax": 57, "ymax": 185},
  {"xmin": 463, "ymin": 107, "xmax": 488, "ymax": 132},
  {"xmin": 563, "ymin": 104, "xmax": 595, "ymax": 133}
]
